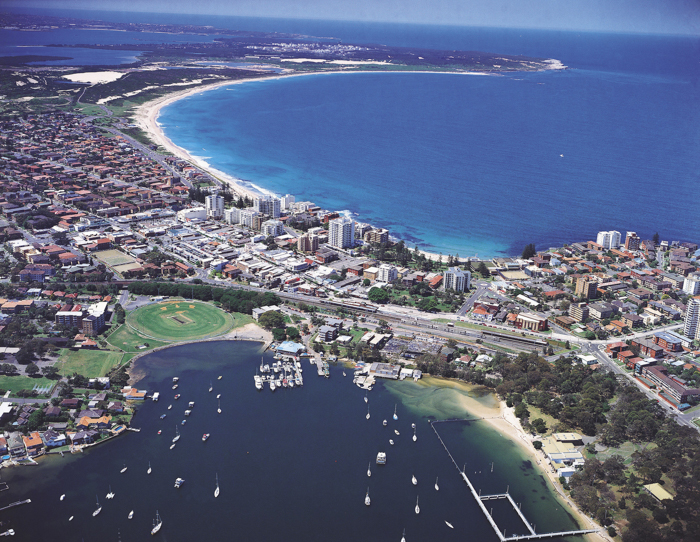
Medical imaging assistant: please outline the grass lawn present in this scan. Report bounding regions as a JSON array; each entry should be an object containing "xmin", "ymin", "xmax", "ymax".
[
  {"xmin": 56, "ymin": 349, "xmax": 126, "ymax": 378},
  {"xmin": 595, "ymin": 441, "xmax": 657, "ymax": 465},
  {"xmin": 106, "ymin": 324, "xmax": 171, "ymax": 353},
  {"xmin": 126, "ymin": 301, "xmax": 236, "ymax": 342},
  {"xmin": 0, "ymin": 375, "xmax": 55, "ymax": 394},
  {"xmin": 525, "ymin": 405, "xmax": 560, "ymax": 436}
]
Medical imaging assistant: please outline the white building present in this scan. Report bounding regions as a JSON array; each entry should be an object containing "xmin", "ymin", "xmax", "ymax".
[
  {"xmin": 444, "ymin": 267, "xmax": 471, "ymax": 292},
  {"xmin": 684, "ymin": 297, "xmax": 700, "ymax": 341},
  {"xmin": 254, "ymin": 195, "xmax": 281, "ymax": 218},
  {"xmin": 177, "ymin": 207, "xmax": 207, "ymax": 222},
  {"xmin": 239, "ymin": 209, "xmax": 260, "ymax": 229},
  {"xmin": 205, "ymin": 193, "xmax": 224, "ymax": 220},
  {"xmin": 377, "ymin": 263, "xmax": 397, "ymax": 283},
  {"xmin": 328, "ymin": 217, "xmax": 355, "ymax": 249},
  {"xmin": 261, "ymin": 219, "xmax": 284, "ymax": 237},
  {"xmin": 682, "ymin": 273, "xmax": 700, "ymax": 296},
  {"xmin": 224, "ymin": 207, "xmax": 240, "ymax": 225},
  {"xmin": 596, "ymin": 230, "xmax": 621, "ymax": 250},
  {"xmin": 280, "ymin": 194, "xmax": 295, "ymax": 210}
]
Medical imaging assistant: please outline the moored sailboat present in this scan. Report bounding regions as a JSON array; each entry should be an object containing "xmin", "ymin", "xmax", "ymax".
[
  {"xmin": 92, "ymin": 495, "xmax": 101, "ymax": 517},
  {"xmin": 365, "ymin": 487, "xmax": 371, "ymax": 506},
  {"xmin": 151, "ymin": 510, "xmax": 162, "ymax": 535},
  {"xmin": 172, "ymin": 425, "xmax": 180, "ymax": 443},
  {"xmin": 415, "ymin": 495, "xmax": 420, "ymax": 514},
  {"xmin": 214, "ymin": 473, "xmax": 220, "ymax": 498},
  {"xmin": 393, "ymin": 404, "xmax": 398, "ymax": 421},
  {"xmin": 147, "ymin": 461, "xmax": 152, "ymax": 474},
  {"xmin": 435, "ymin": 477, "xmax": 439, "ymax": 491},
  {"xmin": 366, "ymin": 405, "xmax": 370, "ymax": 420}
]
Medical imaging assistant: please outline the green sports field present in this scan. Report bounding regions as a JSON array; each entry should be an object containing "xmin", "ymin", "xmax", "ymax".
[{"xmin": 126, "ymin": 301, "xmax": 235, "ymax": 342}]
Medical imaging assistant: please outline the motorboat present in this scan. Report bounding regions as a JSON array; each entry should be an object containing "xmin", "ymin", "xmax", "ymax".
[
  {"xmin": 151, "ymin": 510, "xmax": 162, "ymax": 535},
  {"xmin": 383, "ymin": 420, "xmax": 387, "ymax": 426},
  {"xmin": 217, "ymin": 398, "xmax": 221, "ymax": 414},
  {"xmin": 202, "ymin": 433, "xmax": 210, "ymax": 442},
  {"xmin": 184, "ymin": 410, "xmax": 191, "ymax": 416},
  {"xmin": 172, "ymin": 383, "xmax": 178, "ymax": 390},
  {"xmin": 217, "ymin": 375, "xmax": 222, "ymax": 380},
  {"xmin": 174, "ymin": 477, "xmax": 185, "ymax": 489},
  {"xmin": 173, "ymin": 377, "xmax": 179, "ymax": 383},
  {"xmin": 216, "ymin": 394, "xmax": 221, "ymax": 399},
  {"xmin": 209, "ymin": 381, "xmax": 213, "ymax": 392},
  {"xmin": 376, "ymin": 452, "xmax": 386, "ymax": 465},
  {"xmin": 412, "ymin": 475, "xmax": 417, "ymax": 486},
  {"xmin": 365, "ymin": 487, "xmax": 371, "ymax": 506},
  {"xmin": 128, "ymin": 510, "xmax": 134, "ymax": 520},
  {"xmin": 160, "ymin": 414, "xmax": 166, "ymax": 420},
  {"xmin": 411, "ymin": 423, "xmax": 416, "ymax": 429},
  {"xmin": 445, "ymin": 521, "xmax": 454, "ymax": 529},
  {"xmin": 157, "ymin": 430, "xmax": 162, "ymax": 435},
  {"xmin": 189, "ymin": 401, "xmax": 195, "ymax": 408},
  {"xmin": 169, "ymin": 443, "xmax": 176, "ymax": 450},
  {"xmin": 395, "ymin": 430, "xmax": 400, "ymax": 436},
  {"xmin": 68, "ymin": 516, "xmax": 73, "ymax": 521},
  {"xmin": 401, "ymin": 528, "xmax": 406, "ymax": 542},
  {"xmin": 181, "ymin": 419, "xmax": 187, "ymax": 425},
  {"xmin": 270, "ymin": 379, "xmax": 276, "ymax": 392},
  {"xmin": 167, "ymin": 404, "xmax": 172, "ymax": 410},
  {"xmin": 254, "ymin": 375, "xmax": 263, "ymax": 390},
  {"xmin": 59, "ymin": 494, "xmax": 65, "ymax": 501},
  {"xmin": 389, "ymin": 439, "xmax": 394, "ymax": 445},
  {"xmin": 174, "ymin": 394, "xmax": 180, "ymax": 400},
  {"xmin": 364, "ymin": 391, "xmax": 368, "ymax": 403}
]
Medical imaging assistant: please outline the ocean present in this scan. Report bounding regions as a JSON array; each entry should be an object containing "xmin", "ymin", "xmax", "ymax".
[{"xmin": 1, "ymin": 341, "xmax": 581, "ymax": 541}]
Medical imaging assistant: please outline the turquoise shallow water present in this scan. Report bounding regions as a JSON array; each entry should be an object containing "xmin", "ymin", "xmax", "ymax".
[{"xmin": 1, "ymin": 341, "xmax": 581, "ymax": 541}]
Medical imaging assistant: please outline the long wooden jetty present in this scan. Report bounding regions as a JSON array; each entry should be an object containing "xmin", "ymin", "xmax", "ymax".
[{"xmin": 430, "ymin": 421, "xmax": 597, "ymax": 541}]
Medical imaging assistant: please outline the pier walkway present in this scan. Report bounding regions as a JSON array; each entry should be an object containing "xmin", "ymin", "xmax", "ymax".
[{"xmin": 430, "ymin": 421, "xmax": 597, "ymax": 541}]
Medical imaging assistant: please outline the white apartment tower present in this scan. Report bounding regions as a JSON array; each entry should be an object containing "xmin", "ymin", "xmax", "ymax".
[
  {"xmin": 444, "ymin": 267, "xmax": 471, "ymax": 292},
  {"xmin": 254, "ymin": 195, "xmax": 281, "ymax": 218},
  {"xmin": 596, "ymin": 230, "xmax": 621, "ymax": 250},
  {"xmin": 261, "ymin": 219, "xmax": 284, "ymax": 237},
  {"xmin": 684, "ymin": 297, "xmax": 700, "ymax": 342},
  {"xmin": 377, "ymin": 264, "xmax": 398, "ymax": 283},
  {"xmin": 682, "ymin": 273, "xmax": 700, "ymax": 296},
  {"xmin": 205, "ymin": 193, "xmax": 224, "ymax": 220},
  {"xmin": 224, "ymin": 207, "xmax": 240, "ymax": 225},
  {"xmin": 328, "ymin": 217, "xmax": 355, "ymax": 249},
  {"xmin": 280, "ymin": 194, "xmax": 295, "ymax": 210}
]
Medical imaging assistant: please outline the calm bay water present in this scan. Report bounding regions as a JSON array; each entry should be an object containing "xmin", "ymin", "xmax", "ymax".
[{"xmin": 1, "ymin": 341, "xmax": 579, "ymax": 541}]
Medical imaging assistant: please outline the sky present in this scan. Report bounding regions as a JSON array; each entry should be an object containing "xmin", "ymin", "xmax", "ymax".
[{"xmin": 7, "ymin": 0, "xmax": 700, "ymax": 35}]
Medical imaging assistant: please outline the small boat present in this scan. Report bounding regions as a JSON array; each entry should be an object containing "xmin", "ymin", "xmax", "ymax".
[
  {"xmin": 413, "ymin": 428, "xmax": 417, "ymax": 442},
  {"xmin": 59, "ymin": 494, "xmax": 65, "ymax": 501},
  {"xmin": 93, "ymin": 495, "xmax": 102, "ymax": 517},
  {"xmin": 151, "ymin": 510, "xmax": 162, "ymax": 535},
  {"xmin": 157, "ymin": 430, "xmax": 162, "ymax": 435},
  {"xmin": 184, "ymin": 410, "xmax": 191, "ymax": 416},
  {"xmin": 435, "ymin": 477, "xmax": 439, "ymax": 491},
  {"xmin": 167, "ymin": 404, "xmax": 172, "ymax": 410},
  {"xmin": 128, "ymin": 510, "xmax": 134, "ymax": 520},
  {"xmin": 188, "ymin": 401, "xmax": 195, "ymax": 408},
  {"xmin": 270, "ymin": 379, "xmax": 276, "ymax": 392},
  {"xmin": 147, "ymin": 461, "xmax": 152, "ymax": 475},
  {"xmin": 393, "ymin": 404, "xmax": 398, "ymax": 421},
  {"xmin": 172, "ymin": 384, "xmax": 178, "ymax": 390},
  {"xmin": 209, "ymin": 381, "xmax": 213, "ymax": 392},
  {"xmin": 106, "ymin": 485, "xmax": 115, "ymax": 499},
  {"xmin": 445, "ymin": 521, "xmax": 454, "ymax": 529},
  {"xmin": 376, "ymin": 452, "xmax": 386, "ymax": 464},
  {"xmin": 364, "ymin": 391, "xmax": 368, "ymax": 403},
  {"xmin": 173, "ymin": 377, "xmax": 179, "ymax": 383},
  {"xmin": 174, "ymin": 477, "xmax": 185, "ymax": 489},
  {"xmin": 366, "ymin": 405, "xmax": 370, "ymax": 420},
  {"xmin": 68, "ymin": 516, "xmax": 73, "ymax": 521},
  {"xmin": 411, "ymin": 423, "xmax": 416, "ymax": 429},
  {"xmin": 214, "ymin": 473, "xmax": 220, "ymax": 498},
  {"xmin": 217, "ymin": 375, "xmax": 222, "ymax": 380},
  {"xmin": 343, "ymin": 371, "xmax": 346, "ymax": 377},
  {"xmin": 174, "ymin": 394, "xmax": 180, "ymax": 400},
  {"xmin": 415, "ymin": 495, "xmax": 420, "ymax": 514},
  {"xmin": 160, "ymin": 414, "xmax": 166, "ymax": 419},
  {"xmin": 217, "ymin": 398, "xmax": 221, "ymax": 414},
  {"xmin": 173, "ymin": 426, "xmax": 180, "ymax": 443},
  {"xmin": 383, "ymin": 420, "xmax": 387, "ymax": 426},
  {"xmin": 120, "ymin": 462, "xmax": 127, "ymax": 473},
  {"xmin": 412, "ymin": 475, "xmax": 417, "ymax": 486},
  {"xmin": 367, "ymin": 462, "xmax": 371, "ymax": 477},
  {"xmin": 216, "ymin": 394, "xmax": 221, "ymax": 399},
  {"xmin": 395, "ymin": 430, "xmax": 400, "ymax": 436},
  {"xmin": 181, "ymin": 419, "xmax": 186, "ymax": 425},
  {"xmin": 401, "ymin": 528, "xmax": 406, "ymax": 542},
  {"xmin": 169, "ymin": 443, "xmax": 176, "ymax": 450},
  {"xmin": 365, "ymin": 487, "xmax": 371, "ymax": 506},
  {"xmin": 389, "ymin": 439, "xmax": 394, "ymax": 445},
  {"xmin": 202, "ymin": 433, "xmax": 210, "ymax": 442}
]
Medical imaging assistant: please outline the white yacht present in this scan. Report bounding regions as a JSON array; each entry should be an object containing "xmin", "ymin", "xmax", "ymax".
[
  {"xmin": 120, "ymin": 462, "xmax": 127, "ymax": 473},
  {"xmin": 147, "ymin": 461, "xmax": 152, "ymax": 475},
  {"xmin": 413, "ymin": 428, "xmax": 417, "ymax": 442},
  {"xmin": 59, "ymin": 494, "xmax": 65, "ymax": 501},
  {"xmin": 412, "ymin": 475, "xmax": 417, "ymax": 486},
  {"xmin": 106, "ymin": 485, "xmax": 114, "ymax": 499},
  {"xmin": 128, "ymin": 510, "xmax": 134, "ymax": 520},
  {"xmin": 254, "ymin": 374, "xmax": 263, "ymax": 390},
  {"xmin": 383, "ymin": 420, "xmax": 387, "ymax": 426},
  {"xmin": 376, "ymin": 452, "xmax": 386, "ymax": 465},
  {"xmin": 151, "ymin": 510, "xmax": 162, "ymax": 535},
  {"xmin": 217, "ymin": 398, "xmax": 222, "ymax": 414},
  {"xmin": 92, "ymin": 495, "xmax": 101, "ymax": 517},
  {"xmin": 415, "ymin": 495, "xmax": 420, "ymax": 514},
  {"xmin": 366, "ymin": 405, "xmax": 370, "ymax": 420},
  {"xmin": 389, "ymin": 439, "xmax": 394, "ymax": 446},
  {"xmin": 270, "ymin": 379, "xmax": 276, "ymax": 392},
  {"xmin": 393, "ymin": 405, "xmax": 398, "ymax": 421},
  {"xmin": 401, "ymin": 528, "xmax": 406, "ymax": 542},
  {"xmin": 365, "ymin": 487, "xmax": 371, "ymax": 506},
  {"xmin": 435, "ymin": 477, "xmax": 439, "ymax": 491},
  {"xmin": 445, "ymin": 521, "xmax": 454, "ymax": 529},
  {"xmin": 214, "ymin": 473, "xmax": 220, "ymax": 498},
  {"xmin": 367, "ymin": 462, "xmax": 371, "ymax": 477},
  {"xmin": 174, "ymin": 477, "xmax": 185, "ymax": 489},
  {"xmin": 172, "ymin": 426, "xmax": 180, "ymax": 443},
  {"xmin": 209, "ymin": 381, "xmax": 213, "ymax": 392}
]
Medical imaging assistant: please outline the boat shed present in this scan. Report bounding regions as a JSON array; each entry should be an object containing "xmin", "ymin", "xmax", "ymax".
[
  {"xmin": 369, "ymin": 362, "xmax": 400, "ymax": 380},
  {"xmin": 276, "ymin": 341, "xmax": 306, "ymax": 356}
]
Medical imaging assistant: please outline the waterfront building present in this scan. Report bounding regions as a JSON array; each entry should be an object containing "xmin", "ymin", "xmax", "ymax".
[
  {"xmin": 261, "ymin": 219, "xmax": 284, "ymax": 237},
  {"xmin": 280, "ymin": 194, "xmax": 295, "ymax": 210},
  {"xmin": 596, "ymin": 230, "xmax": 621, "ymax": 250},
  {"xmin": 443, "ymin": 267, "xmax": 470, "ymax": 292},
  {"xmin": 364, "ymin": 228, "xmax": 390, "ymax": 244},
  {"xmin": 205, "ymin": 193, "xmax": 224, "ymax": 220},
  {"xmin": 683, "ymin": 297, "xmax": 700, "ymax": 341},
  {"xmin": 328, "ymin": 217, "xmax": 355, "ymax": 249},
  {"xmin": 254, "ymin": 195, "xmax": 281, "ymax": 218},
  {"xmin": 624, "ymin": 231, "xmax": 641, "ymax": 251},
  {"xmin": 682, "ymin": 273, "xmax": 700, "ymax": 295},
  {"xmin": 377, "ymin": 264, "xmax": 398, "ymax": 283}
]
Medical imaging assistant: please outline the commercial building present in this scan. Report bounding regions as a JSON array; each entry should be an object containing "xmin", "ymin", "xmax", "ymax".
[
  {"xmin": 328, "ymin": 217, "xmax": 355, "ymax": 249},
  {"xmin": 514, "ymin": 313, "xmax": 548, "ymax": 331},
  {"xmin": 444, "ymin": 267, "xmax": 471, "ymax": 292},
  {"xmin": 205, "ymin": 193, "xmax": 224, "ymax": 220},
  {"xmin": 596, "ymin": 230, "xmax": 621, "ymax": 250}
]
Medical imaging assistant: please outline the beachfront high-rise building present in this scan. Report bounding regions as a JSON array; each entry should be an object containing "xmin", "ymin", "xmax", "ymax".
[
  {"xmin": 444, "ymin": 267, "xmax": 470, "ymax": 292},
  {"xmin": 684, "ymin": 297, "xmax": 700, "ymax": 342},
  {"xmin": 205, "ymin": 193, "xmax": 224, "ymax": 220},
  {"xmin": 254, "ymin": 195, "xmax": 281, "ymax": 218},
  {"xmin": 682, "ymin": 273, "xmax": 700, "ymax": 296},
  {"xmin": 280, "ymin": 194, "xmax": 295, "ymax": 211},
  {"xmin": 596, "ymin": 230, "xmax": 621, "ymax": 250},
  {"xmin": 624, "ymin": 231, "xmax": 641, "ymax": 251},
  {"xmin": 328, "ymin": 217, "xmax": 355, "ymax": 249}
]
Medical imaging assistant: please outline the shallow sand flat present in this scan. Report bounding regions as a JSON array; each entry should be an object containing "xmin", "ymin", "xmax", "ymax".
[{"xmin": 64, "ymin": 71, "xmax": 125, "ymax": 84}]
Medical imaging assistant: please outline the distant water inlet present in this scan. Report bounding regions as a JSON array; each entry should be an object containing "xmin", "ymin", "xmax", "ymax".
[{"xmin": 430, "ymin": 420, "xmax": 595, "ymax": 541}]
